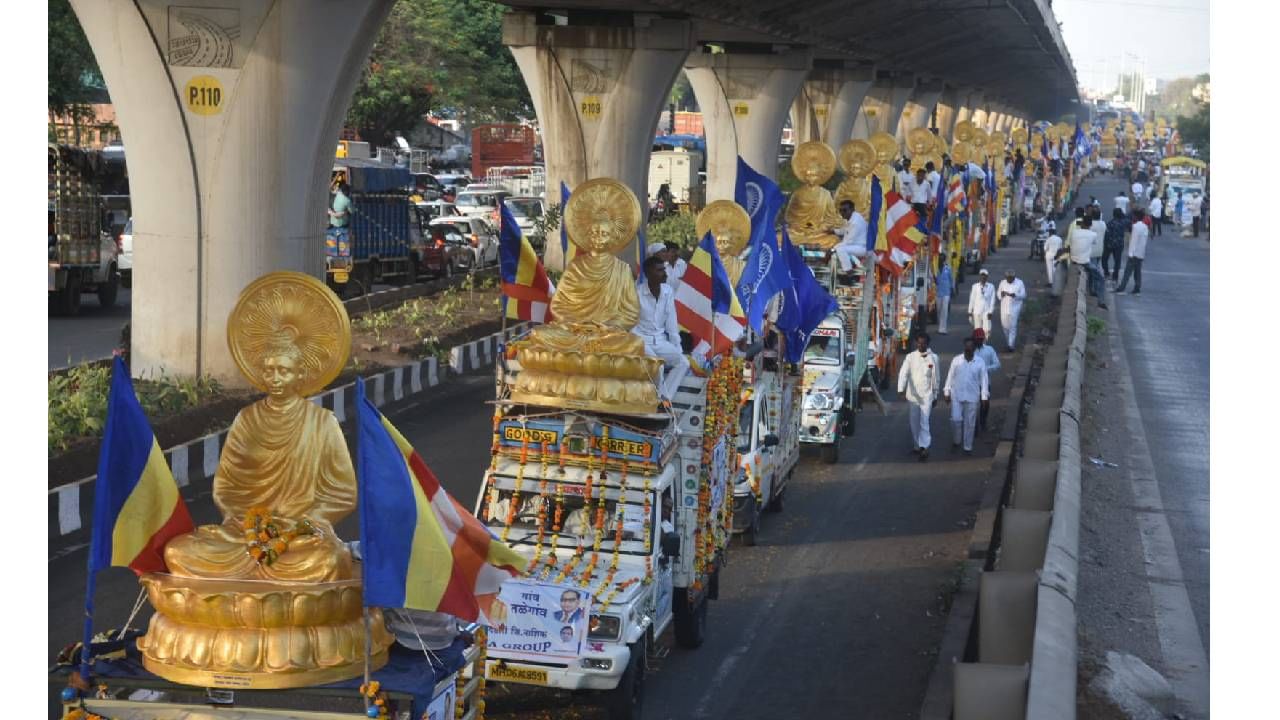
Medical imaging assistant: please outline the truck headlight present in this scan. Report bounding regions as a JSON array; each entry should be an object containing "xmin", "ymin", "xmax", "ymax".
[
  {"xmin": 588, "ymin": 614, "xmax": 621, "ymax": 641},
  {"xmin": 805, "ymin": 391, "xmax": 835, "ymax": 411}
]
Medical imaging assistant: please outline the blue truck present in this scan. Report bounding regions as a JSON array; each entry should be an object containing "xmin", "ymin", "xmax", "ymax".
[{"xmin": 327, "ymin": 158, "xmax": 418, "ymax": 297}]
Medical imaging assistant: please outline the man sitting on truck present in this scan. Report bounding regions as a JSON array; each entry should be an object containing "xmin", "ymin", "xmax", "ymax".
[
  {"xmin": 829, "ymin": 199, "xmax": 868, "ymax": 279},
  {"xmin": 635, "ymin": 254, "xmax": 691, "ymax": 402}
]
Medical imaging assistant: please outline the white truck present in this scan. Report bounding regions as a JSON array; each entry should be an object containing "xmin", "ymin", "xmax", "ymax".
[
  {"xmin": 648, "ymin": 149, "xmax": 703, "ymax": 207},
  {"xmin": 798, "ymin": 313, "xmax": 860, "ymax": 463},
  {"xmin": 474, "ymin": 343, "xmax": 742, "ymax": 720},
  {"xmin": 48, "ymin": 145, "xmax": 121, "ymax": 316},
  {"xmin": 732, "ymin": 349, "xmax": 801, "ymax": 544}
]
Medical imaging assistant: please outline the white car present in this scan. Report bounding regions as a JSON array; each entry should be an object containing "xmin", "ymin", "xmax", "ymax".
[
  {"xmin": 453, "ymin": 189, "xmax": 510, "ymax": 220},
  {"xmin": 119, "ymin": 217, "xmax": 133, "ymax": 288},
  {"xmin": 504, "ymin": 196, "xmax": 544, "ymax": 237},
  {"xmin": 429, "ymin": 216, "xmax": 499, "ymax": 267}
]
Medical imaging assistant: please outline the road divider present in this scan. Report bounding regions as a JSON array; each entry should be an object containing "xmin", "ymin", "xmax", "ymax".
[{"xmin": 48, "ymin": 322, "xmax": 531, "ymax": 545}]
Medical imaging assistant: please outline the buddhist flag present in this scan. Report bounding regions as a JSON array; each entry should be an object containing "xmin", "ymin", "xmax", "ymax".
[
  {"xmin": 947, "ymin": 173, "xmax": 967, "ymax": 215},
  {"xmin": 675, "ymin": 232, "xmax": 747, "ymax": 359},
  {"xmin": 357, "ymin": 379, "xmax": 522, "ymax": 621},
  {"xmin": 499, "ymin": 202, "xmax": 555, "ymax": 323},
  {"xmin": 885, "ymin": 190, "xmax": 926, "ymax": 254},
  {"xmin": 88, "ymin": 357, "xmax": 195, "ymax": 576}
]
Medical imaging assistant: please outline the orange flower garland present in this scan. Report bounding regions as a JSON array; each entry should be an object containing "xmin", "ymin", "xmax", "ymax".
[{"xmin": 242, "ymin": 507, "xmax": 316, "ymax": 566}]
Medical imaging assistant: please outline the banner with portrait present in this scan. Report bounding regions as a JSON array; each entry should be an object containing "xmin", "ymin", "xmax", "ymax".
[{"xmin": 485, "ymin": 580, "xmax": 593, "ymax": 662}]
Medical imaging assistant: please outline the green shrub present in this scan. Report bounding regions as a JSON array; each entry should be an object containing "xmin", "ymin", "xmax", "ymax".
[{"xmin": 645, "ymin": 213, "xmax": 698, "ymax": 252}]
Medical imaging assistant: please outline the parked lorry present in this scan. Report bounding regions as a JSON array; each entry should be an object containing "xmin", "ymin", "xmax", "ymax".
[
  {"xmin": 473, "ymin": 340, "xmax": 744, "ymax": 720},
  {"xmin": 48, "ymin": 144, "xmax": 121, "ymax": 316},
  {"xmin": 327, "ymin": 158, "xmax": 416, "ymax": 297},
  {"xmin": 472, "ymin": 124, "xmax": 536, "ymax": 180},
  {"xmin": 732, "ymin": 348, "xmax": 802, "ymax": 542},
  {"xmin": 648, "ymin": 149, "xmax": 704, "ymax": 210}
]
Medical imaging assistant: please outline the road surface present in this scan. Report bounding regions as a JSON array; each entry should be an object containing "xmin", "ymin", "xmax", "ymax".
[
  {"xmin": 49, "ymin": 233, "xmax": 1053, "ymax": 719},
  {"xmin": 48, "ymin": 289, "xmax": 131, "ymax": 370}
]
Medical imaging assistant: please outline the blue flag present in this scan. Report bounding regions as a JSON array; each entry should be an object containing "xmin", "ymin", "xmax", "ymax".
[
  {"xmin": 776, "ymin": 229, "xmax": 839, "ymax": 364},
  {"xmin": 734, "ymin": 156, "xmax": 787, "ymax": 330},
  {"xmin": 559, "ymin": 180, "xmax": 570, "ymax": 258},
  {"xmin": 930, "ymin": 167, "xmax": 947, "ymax": 236},
  {"xmin": 866, "ymin": 175, "xmax": 884, "ymax": 254}
]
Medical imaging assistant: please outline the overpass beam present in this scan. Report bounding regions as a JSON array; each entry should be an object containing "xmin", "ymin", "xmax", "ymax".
[
  {"xmin": 71, "ymin": 0, "xmax": 394, "ymax": 385},
  {"xmin": 853, "ymin": 72, "xmax": 915, "ymax": 140},
  {"xmin": 934, "ymin": 85, "xmax": 962, "ymax": 141},
  {"xmin": 685, "ymin": 47, "xmax": 813, "ymax": 202},
  {"xmin": 504, "ymin": 12, "xmax": 694, "ymax": 270},
  {"xmin": 791, "ymin": 61, "xmax": 876, "ymax": 146},
  {"xmin": 897, "ymin": 78, "xmax": 944, "ymax": 143}
]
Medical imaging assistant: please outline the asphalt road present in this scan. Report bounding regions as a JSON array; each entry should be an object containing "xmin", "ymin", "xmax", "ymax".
[
  {"xmin": 49, "ymin": 233, "xmax": 1050, "ymax": 719},
  {"xmin": 48, "ymin": 289, "xmax": 131, "ymax": 370}
]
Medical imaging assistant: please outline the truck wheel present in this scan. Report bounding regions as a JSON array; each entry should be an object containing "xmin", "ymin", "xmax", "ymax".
[
  {"xmin": 355, "ymin": 263, "xmax": 375, "ymax": 297},
  {"xmin": 741, "ymin": 511, "xmax": 759, "ymax": 547},
  {"xmin": 444, "ymin": 261, "xmax": 455, "ymax": 280},
  {"xmin": 604, "ymin": 637, "xmax": 645, "ymax": 720},
  {"xmin": 97, "ymin": 266, "xmax": 119, "ymax": 309},
  {"xmin": 821, "ymin": 435, "xmax": 841, "ymax": 464},
  {"xmin": 673, "ymin": 592, "xmax": 708, "ymax": 649},
  {"xmin": 709, "ymin": 567, "xmax": 721, "ymax": 600},
  {"xmin": 767, "ymin": 485, "xmax": 785, "ymax": 513},
  {"xmin": 406, "ymin": 254, "xmax": 419, "ymax": 285},
  {"xmin": 56, "ymin": 273, "xmax": 82, "ymax": 316},
  {"xmin": 842, "ymin": 404, "xmax": 856, "ymax": 437}
]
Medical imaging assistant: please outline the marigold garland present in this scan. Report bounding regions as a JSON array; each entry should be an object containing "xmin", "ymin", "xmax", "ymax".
[
  {"xmin": 241, "ymin": 507, "xmax": 316, "ymax": 566},
  {"xmin": 500, "ymin": 430, "xmax": 530, "ymax": 544},
  {"xmin": 358, "ymin": 679, "xmax": 389, "ymax": 718}
]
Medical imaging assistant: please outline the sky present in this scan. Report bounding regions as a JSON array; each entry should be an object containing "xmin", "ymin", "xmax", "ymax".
[{"xmin": 1052, "ymin": 0, "xmax": 1210, "ymax": 93}]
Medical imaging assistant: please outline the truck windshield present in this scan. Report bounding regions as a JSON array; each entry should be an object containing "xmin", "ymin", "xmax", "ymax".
[
  {"xmin": 482, "ymin": 489, "xmax": 653, "ymax": 555},
  {"xmin": 507, "ymin": 199, "xmax": 542, "ymax": 218},
  {"xmin": 804, "ymin": 334, "xmax": 842, "ymax": 365},
  {"xmin": 736, "ymin": 400, "xmax": 755, "ymax": 453}
]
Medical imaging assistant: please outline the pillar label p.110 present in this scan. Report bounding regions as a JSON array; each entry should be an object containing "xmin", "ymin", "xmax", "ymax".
[{"xmin": 184, "ymin": 75, "xmax": 225, "ymax": 116}]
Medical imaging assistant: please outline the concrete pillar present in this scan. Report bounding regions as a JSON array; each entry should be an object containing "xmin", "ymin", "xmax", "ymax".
[
  {"xmin": 953, "ymin": 88, "xmax": 985, "ymax": 142},
  {"xmin": 934, "ymin": 86, "xmax": 962, "ymax": 141},
  {"xmin": 790, "ymin": 61, "xmax": 875, "ymax": 146},
  {"xmin": 506, "ymin": 13, "xmax": 694, "ymax": 271},
  {"xmin": 852, "ymin": 72, "xmax": 914, "ymax": 139},
  {"xmin": 686, "ymin": 48, "xmax": 812, "ymax": 202},
  {"xmin": 896, "ymin": 78, "xmax": 944, "ymax": 142},
  {"xmin": 71, "ymin": 0, "xmax": 395, "ymax": 385}
]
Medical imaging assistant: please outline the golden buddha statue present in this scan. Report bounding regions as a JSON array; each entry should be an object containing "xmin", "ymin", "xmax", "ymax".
[
  {"xmin": 508, "ymin": 178, "xmax": 663, "ymax": 414},
  {"xmin": 696, "ymin": 200, "xmax": 751, "ymax": 285},
  {"xmin": 785, "ymin": 141, "xmax": 844, "ymax": 249},
  {"xmin": 138, "ymin": 272, "xmax": 392, "ymax": 689},
  {"xmin": 835, "ymin": 140, "xmax": 876, "ymax": 216}
]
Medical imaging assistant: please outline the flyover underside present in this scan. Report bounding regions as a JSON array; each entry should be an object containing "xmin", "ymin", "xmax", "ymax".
[{"xmin": 499, "ymin": 0, "xmax": 1076, "ymax": 118}]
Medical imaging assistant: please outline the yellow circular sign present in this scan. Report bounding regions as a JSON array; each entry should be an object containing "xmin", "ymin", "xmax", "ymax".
[
  {"xmin": 579, "ymin": 95, "xmax": 603, "ymax": 120},
  {"xmin": 184, "ymin": 75, "xmax": 225, "ymax": 116}
]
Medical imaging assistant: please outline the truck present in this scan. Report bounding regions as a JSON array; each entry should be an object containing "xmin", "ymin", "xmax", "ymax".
[
  {"xmin": 648, "ymin": 149, "xmax": 704, "ymax": 211},
  {"xmin": 797, "ymin": 312, "xmax": 859, "ymax": 464},
  {"xmin": 327, "ymin": 158, "xmax": 417, "ymax": 297},
  {"xmin": 473, "ymin": 340, "xmax": 744, "ymax": 720},
  {"xmin": 733, "ymin": 347, "xmax": 802, "ymax": 542},
  {"xmin": 472, "ymin": 124, "xmax": 536, "ymax": 180},
  {"xmin": 48, "ymin": 145, "xmax": 121, "ymax": 316}
]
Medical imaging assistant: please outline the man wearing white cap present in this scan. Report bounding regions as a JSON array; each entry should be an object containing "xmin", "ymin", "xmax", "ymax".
[
  {"xmin": 996, "ymin": 269, "xmax": 1026, "ymax": 351},
  {"xmin": 967, "ymin": 269, "xmax": 996, "ymax": 335},
  {"xmin": 663, "ymin": 242, "xmax": 688, "ymax": 290}
]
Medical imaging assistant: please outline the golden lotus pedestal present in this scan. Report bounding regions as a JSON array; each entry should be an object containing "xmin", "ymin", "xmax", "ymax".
[
  {"xmin": 506, "ymin": 325, "xmax": 664, "ymax": 415},
  {"xmin": 137, "ymin": 574, "xmax": 394, "ymax": 689}
]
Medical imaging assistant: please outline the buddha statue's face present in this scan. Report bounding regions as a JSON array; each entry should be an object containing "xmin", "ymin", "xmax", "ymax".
[
  {"xmin": 801, "ymin": 162, "xmax": 823, "ymax": 185},
  {"xmin": 585, "ymin": 213, "xmax": 622, "ymax": 254},
  {"xmin": 713, "ymin": 226, "xmax": 738, "ymax": 258},
  {"xmin": 262, "ymin": 354, "xmax": 304, "ymax": 399}
]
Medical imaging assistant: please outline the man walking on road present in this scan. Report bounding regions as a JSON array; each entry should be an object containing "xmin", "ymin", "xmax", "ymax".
[
  {"xmin": 971, "ymin": 329, "xmax": 1001, "ymax": 430},
  {"xmin": 968, "ymin": 268, "xmax": 996, "ymax": 335},
  {"xmin": 936, "ymin": 254, "xmax": 953, "ymax": 334},
  {"xmin": 898, "ymin": 333, "xmax": 941, "ymax": 461},
  {"xmin": 1113, "ymin": 189, "xmax": 1129, "ymax": 216},
  {"xmin": 996, "ymin": 269, "xmax": 1026, "ymax": 351},
  {"xmin": 1189, "ymin": 192, "xmax": 1203, "ymax": 237},
  {"xmin": 1065, "ymin": 214, "xmax": 1108, "ymax": 309},
  {"xmin": 944, "ymin": 338, "xmax": 989, "ymax": 455},
  {"xmin": 1103, "ymin": 208, "xmax": 1127, "ymax": 282},
  {"xmin": 1116, "ymin": 208, "xmax": 1150, "ymax": 295},
  {"xmin": 1148, "ymin": 195, "xmax": 1163, "ymax": 237}
]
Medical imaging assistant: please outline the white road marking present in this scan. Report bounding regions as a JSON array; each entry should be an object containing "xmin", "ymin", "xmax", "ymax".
[{"xmin": 1108, "ymin": 302, "xmax": 1210, "ymax": 719}]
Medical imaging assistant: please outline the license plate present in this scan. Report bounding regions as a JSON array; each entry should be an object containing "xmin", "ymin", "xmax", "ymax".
[
  {"xmin": 487, "ymin": 662, "xmax": 549, "ymax": 686},
  {"xmin": 333, "ymin": 271, "xmax": 349, "ymax": 283}
]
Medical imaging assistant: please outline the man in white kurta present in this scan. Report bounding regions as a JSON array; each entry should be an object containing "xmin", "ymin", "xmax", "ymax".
[
  {"xmin": 831, "ymin": 199, "xmax": 869, "ymax": 273},
  {"xmin": 898, "ymin": 333, "xmax": 941, "ymax": 460},
  {"xmin": 635, "ymin": 255, "xmax": 689, "ymax": 401},
  {"xmin": 996, "ymin": 269, "xmax": 1027, "ymax": 350},
  {"xmin": 968, "ymin": 268, "xmax": 996, "ymax": 334},
  {"xmin": 944, "ymin": 338, "xmax": 989, "ymax": 454}
]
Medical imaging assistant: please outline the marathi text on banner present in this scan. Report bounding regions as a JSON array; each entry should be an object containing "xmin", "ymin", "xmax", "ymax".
[{"xmin": 486, "ymin": 580, "xmax": 593, "ymax": 662}]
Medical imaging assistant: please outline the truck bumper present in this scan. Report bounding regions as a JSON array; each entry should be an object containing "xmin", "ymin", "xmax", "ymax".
[
  {"xmin": 477, "ymin": 643, "xmax": 630, "ymax": 691},
  {"xmin": 731, "ymin": 492, "xmax": 758, "ymax": 533},
  {"xmin": 800, "ymin": 410, "xmax": 839, "ymax": 445}
]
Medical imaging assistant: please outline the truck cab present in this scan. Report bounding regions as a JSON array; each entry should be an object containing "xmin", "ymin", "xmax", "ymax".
[
  {"xmin": 732, "ymin": 352, "xmax": 801, "ymax": 544},
  {"xmin": 799, "ymin": 314, "xmax": 857, "ymax": 463}
]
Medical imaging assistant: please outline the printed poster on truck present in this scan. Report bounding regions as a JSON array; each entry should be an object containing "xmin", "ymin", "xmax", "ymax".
[
  {"xmin": 486, "ymin": 580, "xmax": 594, "ymax": 661},
  {"xmin": 710, "ymin": 436, "xmax": 728, "ymax": 517}
]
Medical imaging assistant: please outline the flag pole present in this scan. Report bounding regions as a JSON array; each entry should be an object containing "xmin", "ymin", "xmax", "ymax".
[
  {"xmin": 354, "ymin": 378, "xmax": 372, "ymax": 715},
  {"xmin": 78, "ymin": 568, "xmax": 98, "ymax": 685}
]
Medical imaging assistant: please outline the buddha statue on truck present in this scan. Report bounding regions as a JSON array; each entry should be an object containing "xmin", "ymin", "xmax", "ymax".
[
  {"xmin": 509, "ymin": 178, "xmax": 664, "ymax": 414},
  {"xmin": 696, "ymin": 200, "xmax": 751, "ymax": 286},
  {"xmin": 138, "ymin": 272, "xmax": 392, "ymax": 689},
  {"xmin": 785, "ymin": 141, "xmax": 844, "ymax": 249}
]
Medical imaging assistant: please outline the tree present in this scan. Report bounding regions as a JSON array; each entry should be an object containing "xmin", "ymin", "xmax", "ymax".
[
  {"xmin": 346, "ymin": 0, "xmax": 532, "ymax": 145},
  {"xmin": 48, "ymin": 0, "xmax": 102, "ymax": 114},
  {"xmin": 1177, "ymin": 102, "xmax": 1209, "ymax": 160}
]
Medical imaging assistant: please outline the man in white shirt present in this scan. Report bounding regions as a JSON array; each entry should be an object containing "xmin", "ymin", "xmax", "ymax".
[
  {"xmin": 925, "ymin": 161, "xmax": 941, "ymax": 196},
  {"xmin": 898, "ymin": 333, "xmax": 941, "ymax": 461},
  {"xmin": 1064, "ymin": 215, "xmax": 1107, "ymax": 309},
  {"xmin": 1188, "ymin": 192, "xmax": 1203, "ymax": 237},
  {"xmin": 944, "ymin": 338, "xmax": 989, "ymax": 454},
  {"xmin": 830, "ymin": 200, "xmax": 868, "ymax": 274},
  {"xmin": 996, "ymin": 269, "xmax": 1027, "ymax": 350},
  {"xmin": 1044, "ymin": 230, "xmax": 1063, "ymax": 287},
  {"xmin": 634, "ymin": 255, "xmax": 689, "ymax": 401},
  {"xmin": 1115, "ymin": 209, "xmax": 1150, "ymax": 295},
  {"xmin": 1114, "ymin": 190, "xmax": 1129, "ymax": 215},
  {"xmin": 1131, "ymin": 180, "xmax": 1146, "ymax": 210},
  {"xmin": 908, "ymin": 168, "xmax": 933, "ymax": 216},
  {"xmin": 971, "ymin": 329, "xmax": 1001, "ymax": 431},
  {"xmin": 968, "ymin": 268, "xmax": 996, "ymax": 334},
  {"xmin": 897, "ymin": 159, "xmax": 914, "ymax": 193},
  {"xmin": 663, "ymin": 242, "xmax": 688, "ymax": 290},
  {"xmin": 1148, "ymin": 196, "xmax": 1163, "ymax": 237}
]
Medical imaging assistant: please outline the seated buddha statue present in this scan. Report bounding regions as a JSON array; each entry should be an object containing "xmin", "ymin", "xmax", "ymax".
[
  {"xmin": 785, "ymin": 141, "xmax": 844, "ymax": 249},
  {"xmin": 139, "ymin": 272, "xmax": 391, "ymax": 688},
  {"xmin": 510, "ymin": 178, "xmax": 662, "ymax": 414},
  {"xmin": 696, "ymin": 200, "xmax": 751, "ymax": 286},
  {"xmin": 835, "ymin": 140, "xmax": 876, "ymax": 216}
]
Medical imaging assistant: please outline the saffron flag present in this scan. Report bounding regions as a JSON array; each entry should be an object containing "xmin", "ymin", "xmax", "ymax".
[
  {"xmin": 499, "ymin": 202, "xmax": 555, "ymax": 323},
  {"xmin": 357, "ymin": 378, "xmax": 523, "ymax": 621},
  {"xmin": 776, "ymin": 230, "xmax": 839, "ymax": 364},
  {"xmin": 675, "ymin": 232, "xmax": 747, "ymax": 358},
  {"xmin": 734, "ymin": 156, "xmax": 788, "ymax": 332},
  {"xmin": 88, "ymin": 357, "xmax": 195, "ymax": 576}
]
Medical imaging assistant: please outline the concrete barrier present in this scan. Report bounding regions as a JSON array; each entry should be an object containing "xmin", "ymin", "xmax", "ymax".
[
  {"xmin": 978, "ymin": 570, "xmax": 1039, "ymax": 665},
  {"xmin": 1021, "ymin": 432, "xmax": 1060, "ymax": 461},
  {"xmin": 1012, "ymin": 460, "xmax": 1058, "ymax": 511},
  {"xmin": 1025, "ymin": 406, "xmax": 1060, "ymax": 435},
  {"xmin": 954, "ymin": 663, "xmax": 1029, "ymax": 720},
  {"xmin": 997, "ymin": 509, "xmax": 1053, "ymax": 572}
]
